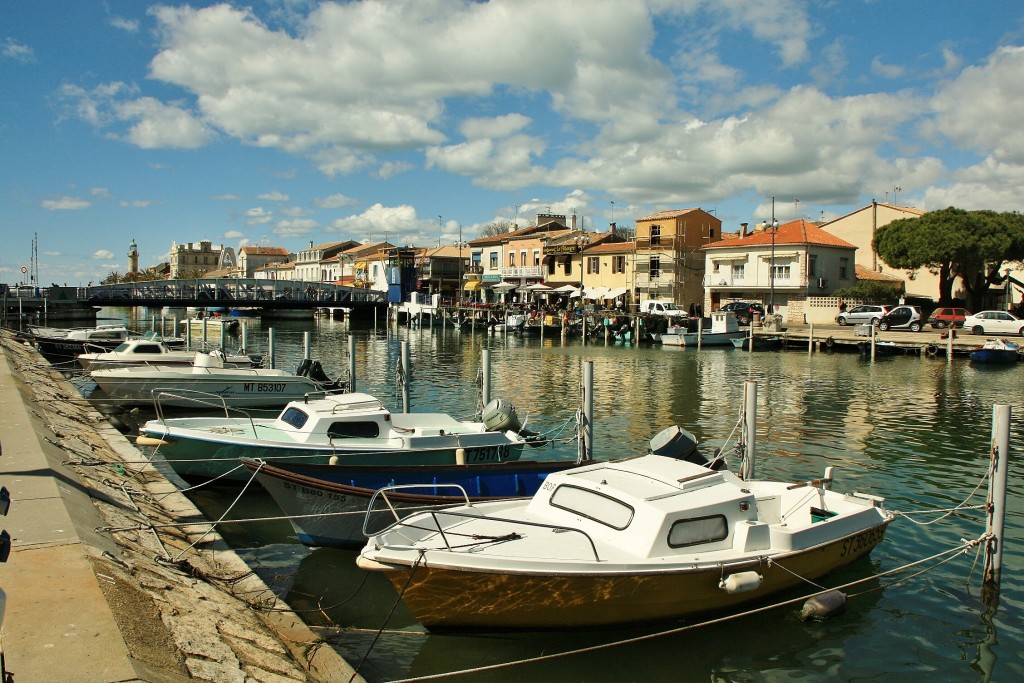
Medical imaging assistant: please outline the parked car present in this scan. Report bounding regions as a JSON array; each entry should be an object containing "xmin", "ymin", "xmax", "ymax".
[
  {"xmin": 641, "ymin": 299, "xmax": 689, "ymax": 320},
  {"xmin": 963, "ymin": 310, "xmax": 1024, "ymax": 336},
  {"xmin": 877, "ymin": 305, "xmax": 924, "ymax": 332},
  {"xmin": 835, "ymin": 304, "xmax": 891, "ymax": 326},
  {"xmin": 927, "ymin": 307, "xmax": 971, "ymax": 329},
  {"xmin": 720, "ymin": 301, "xmax": 764, "ymax": 325}
]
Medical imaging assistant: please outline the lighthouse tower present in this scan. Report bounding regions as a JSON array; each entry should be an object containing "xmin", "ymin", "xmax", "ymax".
[{"xmin": 128, "ymin": 238, "xmax": 139, "ymax": 274}]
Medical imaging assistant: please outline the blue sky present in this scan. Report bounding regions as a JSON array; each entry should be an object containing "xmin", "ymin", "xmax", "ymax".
[{"xmin": 3, "ymin": 0, "xmax": 1024, "ymax": 285}]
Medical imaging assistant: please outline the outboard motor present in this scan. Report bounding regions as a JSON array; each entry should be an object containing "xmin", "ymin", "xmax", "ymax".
[
  {"xmin": 295, "ymin": 358, "xmax": 312, "ymax": 377},
  {"xmin": 483, "ymin": 398, "xmax": 523, "ymax": 433},
  {"xmin": 482, "ymin": 399, "xmax": 547, "ymax": 446},
  {"xmin": 648, "ymin": 425, "xmax": 725, "ymax": 470},
  {"xmin": 307, "ymin": 360, "xmax": 330, "ymax": 383}
]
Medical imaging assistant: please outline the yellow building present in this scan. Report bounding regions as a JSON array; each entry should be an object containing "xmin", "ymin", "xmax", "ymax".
[{"xmin": 634, "ymin": 208, "xmax": 723, "ymax": 308}]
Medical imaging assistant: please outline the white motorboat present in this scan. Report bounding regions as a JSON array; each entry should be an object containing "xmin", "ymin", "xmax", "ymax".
[
  {"xmin": 91, "ymin": 353, "xmax": 342, "ymax": 408},
  {"xmin": 667, "ymin": 310, "xmax": 745, "ymax": 346},
  {"xmin": 77, "ymin": 338, "xmax": 258, "ymax": 372},
  {"xmin": 137, "ymin": 394, "xmax": 539, "ymax": 482},
  {"xmin": 357, "ymin": 426, "xmax": 892, "ymax": 631},
  {"xmin": 27, "ymin": 325, "xmax": 185, "ymax": 360}
]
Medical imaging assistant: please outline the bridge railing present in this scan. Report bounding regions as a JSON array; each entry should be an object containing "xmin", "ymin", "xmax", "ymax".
[{"xmin": 84, "ymin": 278, "xmax": 387, "ymax": 306}]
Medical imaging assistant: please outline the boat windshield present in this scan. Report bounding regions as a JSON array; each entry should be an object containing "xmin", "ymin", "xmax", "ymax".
[{"xmin": 549, "ymin": 485, "xmax": 633, "ymax": 530}]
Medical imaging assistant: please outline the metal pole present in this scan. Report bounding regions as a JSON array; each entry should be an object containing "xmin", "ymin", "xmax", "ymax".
[
  {"xmin": 808, "ymin": 322, "xmax": 814, "ymax": 355},
  {"xmin": 697, "ymin": 316, "xmax": 703, "ymax": 350},
  {"xmin": 870, "ymin": 323, "xmax": 876, "ymax": 361},
  {"xmin": 348, "ymin": 335, "xmax": 356, "ymax": 392},
  {"xmin": 303, "ymin": 331, "xmax": 311, "ymax": 360},
  {"xmin": 185, "ymin": 317, "xmax": 192, "ymax": 349},
  {"xmin": 481, "ymin": 348, "xmax": 491, "ymax": 408},
  {"xmin": 400, "ymin": 340, "xmax": 411, "ymax": 413},
  {"xmin": 581, "ymin": 360, "xmax": 593, "ymax": 462},
  {"xmin": 268, "ymin": 327, "xmax": 276, "ymax": 369},
  {"xmin": 947, "ymin": 328, "xmax": 954, "ymax": 363},
  {"xmin": 741, "ymin": 380, "xmax": 757, "ymax": 480},
  {"xmin": 983, "ymin": 404, "xmax": 1010, "ymax": 598},
  {"xmin": 240, "ymin": 323, "xmax": 248, "ymax": 354},
  {"xmin": 769, "ymin": 197, "xmax": 776, "ymax": 314}
]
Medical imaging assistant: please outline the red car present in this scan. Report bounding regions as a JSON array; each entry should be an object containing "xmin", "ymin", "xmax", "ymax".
[{"xmin": 926, "ymin": 307, "xmax": 971, "ymax": 329}]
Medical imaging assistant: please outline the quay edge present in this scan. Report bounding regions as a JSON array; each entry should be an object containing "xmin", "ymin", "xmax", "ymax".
[{"xmin": 0, "ymin": 328, "xmax": 363, "ymax": 683}]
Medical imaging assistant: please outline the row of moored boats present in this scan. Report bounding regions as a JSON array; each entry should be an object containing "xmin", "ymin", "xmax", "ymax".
[{"xmin": 19, "ymin": 322, "xmax": 895, "ymax": 631}]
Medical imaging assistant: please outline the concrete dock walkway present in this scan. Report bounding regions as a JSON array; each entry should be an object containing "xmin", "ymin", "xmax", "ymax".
[{"xmin": 0, "ymin": 330, "xmax": 363, "ymax": 682}]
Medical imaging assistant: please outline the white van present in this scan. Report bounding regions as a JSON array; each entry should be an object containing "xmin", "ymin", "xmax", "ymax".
[{"xmin": 642, "ymin": 300, "xmax": 688, "ymax": 320}]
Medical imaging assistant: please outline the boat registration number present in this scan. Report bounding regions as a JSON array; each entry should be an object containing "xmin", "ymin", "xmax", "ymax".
[
  {"xmin": 282, "ymin": 482, "xmax": 346, "ymax": 501},
  {"xmin": 244, "ymin": 382, "xmax": 288, "ymax": 392},
  {"xmin": 839, "ymin": 526, "xmax": 885, "ymax": 557},
  {"xmin": 463, "ymin": 445, "xmax": 510, "ymax": 463}
]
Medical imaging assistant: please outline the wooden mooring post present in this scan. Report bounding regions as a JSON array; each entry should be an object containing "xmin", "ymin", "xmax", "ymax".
[{"xmin": 983, "ymin": 403, "xmax": 1010, "ymax": 602}]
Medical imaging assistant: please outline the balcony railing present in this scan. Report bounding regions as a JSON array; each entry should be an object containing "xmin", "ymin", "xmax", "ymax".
[{"xmin": 500, "ymin": 266, "xmax": 543, "ymax": 278}]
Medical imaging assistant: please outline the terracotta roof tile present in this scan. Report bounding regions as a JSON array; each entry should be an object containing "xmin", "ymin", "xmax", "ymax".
[{"xmin": 703, "ymin": 219, "xmax": 855, "ymax": 249}]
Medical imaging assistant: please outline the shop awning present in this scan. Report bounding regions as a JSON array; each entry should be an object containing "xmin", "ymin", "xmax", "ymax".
[
  {"xmin": 353, "ymin": 261, "xmax": 367, "ymax": 269},
  {"xmin": 604, "ymin": 287, "xmax": 628, "ymax": 299},
  {"xmin": 463, "ymin": 281, "xmax": 481, "ymax": 291},
  {"xmin": 710, "ymin": 254, "xmax": 747, "ymax": 262}
]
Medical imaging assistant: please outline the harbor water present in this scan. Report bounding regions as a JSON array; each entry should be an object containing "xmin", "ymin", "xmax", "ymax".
[{"xmin": 95, "ymin": 311, "xmax": 1024, "ymax": 681}]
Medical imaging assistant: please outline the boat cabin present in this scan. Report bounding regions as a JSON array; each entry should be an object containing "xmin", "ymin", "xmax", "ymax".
[{"xmin": 272, "ymin": 392, "xmax": 493, "ymax": 441}]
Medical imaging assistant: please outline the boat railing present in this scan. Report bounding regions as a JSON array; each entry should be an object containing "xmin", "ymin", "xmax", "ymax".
[
  {"xmin": 364, "ymin": 484, "xmax": 476, "ymax": 538},
  {"xmin": 151, "ymin": 389, "xmax": 257, "ymax": 424},
  {"xmin": 372, "ymin": 503, "xmax": 602, "ymax": 561}
]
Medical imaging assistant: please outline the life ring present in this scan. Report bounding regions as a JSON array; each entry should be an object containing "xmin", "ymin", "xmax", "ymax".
[
  {"xmin": 926, "ymin": 343, "xmax": 938, "ymax": 357},
  {"xmin": 825, "ymin": 336, "xmax": 834, "ymax": 349}
]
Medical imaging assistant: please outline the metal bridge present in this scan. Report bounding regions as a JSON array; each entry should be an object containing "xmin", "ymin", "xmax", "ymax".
[{"xmin": 80, "ymin": 278, "xmax": 387, "ymax": 316}]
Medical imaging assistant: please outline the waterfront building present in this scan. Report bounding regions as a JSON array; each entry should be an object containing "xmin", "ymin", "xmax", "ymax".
[
  {"xmin": 169, "ymin": 240, "xmax": 237, "ymax": 278},
  {"xmin": 331, "ymin": 241, "xmax": 394, "ymax": 291},
  {"xmin": 702, "ymin": 219, "xmax": 857, "ymax": 323},
  {"xmin": 542, "ymin": 230, "xmax": 627, "ymax": 306},
  {"xmin": 237, "ymin": 246, "xmax": 291, "ymax": 278},
  {"xmin": 293, "ymin": 240, "xmax": 359, "ymax": 282},
  {"xmin": 634, "ymin": 208, "xmax": 724, "ymax": 309},
  {"xmin": 820, "ymin": 201, "xmax": 949, "ymax": 301}
]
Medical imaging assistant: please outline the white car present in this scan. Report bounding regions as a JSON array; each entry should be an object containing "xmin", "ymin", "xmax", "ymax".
[{"xmin": 963, "ymin": 310, "xmax": 1024, "ymax": 336}]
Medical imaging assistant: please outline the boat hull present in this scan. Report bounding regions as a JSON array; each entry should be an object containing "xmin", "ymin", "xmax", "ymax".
[
  {"xmin": 143, "ymin": 428, "xmax": 527, "ymax": 482},
  {"xmin": 371, "ymin": 520, "xmax": 890, "ymax": 630},
  {"xmin": 247, "ymin": 459, "xmax": 580, "ymax": 547},
  {"xmin": 677, "ymin": 331, "xmax": 746, "ymax": 346},
  {"xmin": 969, "ymin": 349, "xmax": 1019, "ymax": 364},
  {"xmin": 93, "ymin": 372, "xmax": 325, "ymax": 408}
]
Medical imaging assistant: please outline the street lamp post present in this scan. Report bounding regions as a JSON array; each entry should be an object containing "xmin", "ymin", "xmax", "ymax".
[
  {"xmin": 574, "ymin": 233, "xmax": 591, "ymax": 300},
  {"xmin": 767, "ymin": 197, "xmax": 778, "ymax": 315}
]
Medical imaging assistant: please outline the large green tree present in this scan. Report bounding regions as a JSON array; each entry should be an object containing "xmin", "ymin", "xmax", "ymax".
[{"xmin": 872, "ymin": 207, "xmax": 1024, "ymax": 309}]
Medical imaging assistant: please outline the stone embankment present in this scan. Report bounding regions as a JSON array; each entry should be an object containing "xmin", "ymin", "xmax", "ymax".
[{"xmin": 0, "ymin": 328, "xmax": 363, "ymax": 682}]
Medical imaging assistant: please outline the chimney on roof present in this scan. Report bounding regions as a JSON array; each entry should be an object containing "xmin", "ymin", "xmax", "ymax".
[
  {"xmin": 609, "ymin": 222, "xmax": 616, "ymax": 233},
  {"xmin": 740, "ymin": 222, "xmax": 748, "ymax": 237},
  {"xmin": 571, "ymin": 213, "xmax": 577, "ymax": 230}
]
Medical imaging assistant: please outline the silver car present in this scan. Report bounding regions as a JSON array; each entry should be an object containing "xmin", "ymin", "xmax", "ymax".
[{"xmin": 836, "ymin": 304, "xmax": 891, "ymax": 326}]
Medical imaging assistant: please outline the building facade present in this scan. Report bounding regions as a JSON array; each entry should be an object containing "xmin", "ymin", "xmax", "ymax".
[
  {"xmin": 634, "ymin": 208, "xmax": 723, "ymax": 309},
  {"xmin": 169, "ymin": 241, "xmax": 236, "ymax": 278}
]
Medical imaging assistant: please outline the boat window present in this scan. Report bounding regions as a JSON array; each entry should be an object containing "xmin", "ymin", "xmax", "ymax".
[
  {"xmin": 113, "ymin": 342, "xmax": 131, "ymax": 352},
  {"xmin": 279, "ymin": 407, "xmax": 310, "ymax": 429},
  {"xmin": 327, "ymin": 421, "xmax": 380, "ymax": 439},
  {"xmin": 135, "ymin": 344, "xmax": 163, "ymax": 354},
  {"xmin": 549, "ymin": 485, "xmax": 633, "ymax": 530},
  {"xmin": 668, "ymin": 514, "xmax": 728, "ymax": 548}
]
